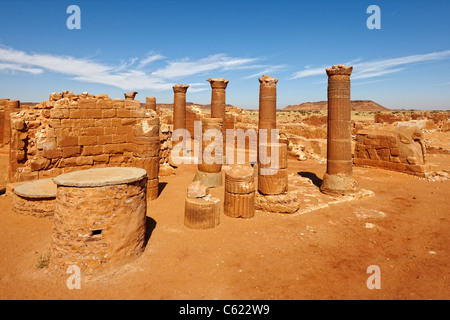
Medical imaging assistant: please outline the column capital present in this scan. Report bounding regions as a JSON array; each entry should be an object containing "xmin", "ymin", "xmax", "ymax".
[
  {"xmin": 326, "ymin": 65, "xmax": 353, "ymax": 76},
  {"xmin": 124, "ymin": 91, "xmax": 138, "ymax": 100},
  {"xmin": 258, "ymin": 75, "xmax": 278, "ymax": 86},
  {"xmin": 173, "ymin": 84, "xmax": 189, "ymax": 93},
  {"xmin": 207, "ymin": 78, "xmax": 229, "ymax": 89}
]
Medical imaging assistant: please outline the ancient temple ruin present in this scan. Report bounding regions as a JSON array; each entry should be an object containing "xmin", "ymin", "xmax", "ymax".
[{"xmin": 1, "ymin": 63, "xmax": 442, "ymax": 276}]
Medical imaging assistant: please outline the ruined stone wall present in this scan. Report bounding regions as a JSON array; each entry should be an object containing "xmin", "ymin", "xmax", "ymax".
[
  {"xmin": 353, "ymin": 126, "xmax": 429, "ymax": 177},
  {"xmin": 375, "ymin": 111, "xmax": 450, "ymax": 130},
  {"xmin": 278, "ymin": 123, "xmax": 327, "ymax": 140},
  {"xmin": 186, "ymin": 105, "xmax": 206, "ymax": 138},
  {"xmin": 9, "ymin": 92, "xmax": 168, "ymax": 183}
]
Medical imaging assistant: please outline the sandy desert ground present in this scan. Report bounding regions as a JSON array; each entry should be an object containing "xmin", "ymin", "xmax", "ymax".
[{"xmin": 0, "ymin": 127, "xmax": 449, "ymax": 300}]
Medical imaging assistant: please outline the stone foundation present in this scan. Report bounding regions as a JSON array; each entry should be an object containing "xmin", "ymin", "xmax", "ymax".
[
  {"xmin": 12, "ymin": 178, "xmax": 56, "ymax": 217},
  {"xmin": 50, "ymin": 167, "xmax": 148, "ymax": 273},
  {"xmin": 13, "ymin": 195, "xmax": 55, "ymax": 218}
]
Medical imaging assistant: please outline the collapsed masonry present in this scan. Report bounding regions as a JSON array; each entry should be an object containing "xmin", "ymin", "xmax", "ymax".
[
  {"xmin": 1, "ymin": 67, "xmax": 442, "ymax": 274},
  {"xmin": 8, "ymin": 91, "xmax": 173, "ymax": 200}
]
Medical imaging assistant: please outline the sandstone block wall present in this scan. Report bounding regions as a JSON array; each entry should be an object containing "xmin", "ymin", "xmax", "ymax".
[
  {"xmin": 51, "ymin": 178, "xmax": 147, "ymax": 272},
  {"xmin": 353, "ymin": 126, "xmax": 429, "ymax": 177},
  {"xmin": 8, "ymin": 91, "xmax": 169, "ymax": 183},
  {"xmin": 12, "ymin": 194, "xmax": 55, "ymax": 218},
  {"xmin": 375, "ymin": 111, "xmax": 449, "ymax": 130},
  {"xmin": 186, "ymin": 105, "xmax": 206, "ymax": 138}
]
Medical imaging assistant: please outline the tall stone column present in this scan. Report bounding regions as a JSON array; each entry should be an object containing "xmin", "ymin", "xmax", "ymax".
[
  {"xmin": 4, "ymin": 100, "xmax": 20, "ymax": 146},
  {"xmin": 257, "ymin": 75, "xmax": 279, "ymax": 176},
  {"xmin": 254, "ymin": 76, "xmax": 301, "ymax": 214},
  {"xmin": 320, "ymin": 65, "xmax": 360, "ymax": 196},
  {"xmin": 258, "ymin": 75, "xmax": 277, "ymax": 135},
  {"xmin": 207, "ymin": 78, "xmax": 229, "ymax": 119},
  {"xmin": 0, "ymin": 99, "xmax": 9, "ymax": 147},
  {"xmin": 133, "ymin": 117, "xmax": 161, "ymax": 201},
  {"xmin": 193, "ymin": 118, "xmax": 223, "ymax": 187},
  {"xmin": 145, "ymin": 97, "xmax": 156, "ymax": 111},
  {"xmin": 172, "ymin": 84, "xmax": 189, "ymax": 156},
  {"xmin": 172, "ymin": 84, "xmax": 189, "ymax": 132},
  {"xmin": 207, "ymin": 78, "xmax": 229, "ymax": 158}
]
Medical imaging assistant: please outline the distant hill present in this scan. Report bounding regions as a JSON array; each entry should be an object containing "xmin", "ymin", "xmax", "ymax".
[
  {"xmin": 154, "ymin": 102, "xmax": 233, "ymax": 110},
  {"xmin": 283, "ymin": 100, "xmax": 389, "ymax": 112}
]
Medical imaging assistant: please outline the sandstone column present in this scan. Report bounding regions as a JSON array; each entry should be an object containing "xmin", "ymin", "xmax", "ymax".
[
  {"xmin": 208, "ymin": 78, "xmax": 229, "ymax": 159},
  {"xmin": 254, "ymin": 76, "xmax": 300, "ymax": 214},
  {"xmin": 207, "ymin": 78, "xmax": 229, "ymax": 119},
  {"xmin": 258, "ymin": 75, "xmax": 278, "ymax": 139},
  {"xmin": 133, "ymin": 117, "xmax": 161, "ymax": 200},
  {"xmin": 256, "ymin": 75, "xmax": 285, "ymax": 194},
  {"xmin": 172, "ymin": 84, "xmax": 189, "ymax": 156},
  {"xmin": 193, "ymin": 117, "xmax": 224, "ymax": 187},
  {"xmin": 0, "ymin": 99, "xmax": 8, "ymax": 147},
  {"xmin": 4, "ymin": 100, "xmax": 20, "ymax": 146},
  {"xmin": 224, "ymin": 165, "xmax": 255, "ymax": 219},
  {"xmin": 258, "ymin": 142, "xmax": 288, "ymax": 195},
  {"xmin": 172, "ymin": 84, "xmax": 189, "ymax": 132},
  {"xmin": 320, "ymin": 65, "xmax": 360, "ymax": 196},
  {"xmin": 184, "ymin": 181, "xmax": 220, "ymax": 229},
  {"xmin": 145, "ymin": 97, "xmax": 156, "ymax": 111},
  {"xmin": 257, "ymin": 75, "xmax": 278, "ymax": 177}
]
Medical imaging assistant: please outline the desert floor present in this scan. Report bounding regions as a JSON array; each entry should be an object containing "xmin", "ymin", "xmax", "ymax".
[{"xmin": 0, "ymin": 146, "xmax": 449, "ymax": 300}]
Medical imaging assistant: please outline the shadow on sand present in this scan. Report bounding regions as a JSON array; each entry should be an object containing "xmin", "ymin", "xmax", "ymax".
[{"xmin": 297, "ymin": 171, "xmax": 323, "ymax": 188}]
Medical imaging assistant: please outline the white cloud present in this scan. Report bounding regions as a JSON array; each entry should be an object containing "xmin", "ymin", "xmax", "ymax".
[
  {"xmin": 243, "ymin": 64, "xmax": 288, "ymax": 79},
  {"xmin": 290, "ymin": 66, "xmax": 325, "ymax": 79},
  {"xmin": 0, "ymin": 63, "xmax": 43, "ymax": 75},
  {"xmin": 0, "ymin": 46, "xmax": 276, "ymax": 91},
  {"xmin": 290, "ymin": 50, "xmax": 450, "ymax": 80},
  {"xmin": 137, "ymin": 52, "xmax": 165, "ymax": 68},
  {"xmin": 151, "ymin": 54, "xmax": 259, "ymax": 79}
]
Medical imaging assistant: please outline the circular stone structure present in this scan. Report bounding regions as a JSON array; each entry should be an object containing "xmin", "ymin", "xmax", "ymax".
[
  {"xmin": 50, "ymin": 167, "xmax": 148, "ymax": 273},
  {"xmin": 13, "ymin": 178, "xmax": 57, "ymax": 217}
]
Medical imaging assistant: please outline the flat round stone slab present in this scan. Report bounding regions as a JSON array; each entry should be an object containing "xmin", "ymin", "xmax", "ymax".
[
  {"xmin": 53, "ymin": 167, "xmax": 148, "ymax": 187},
  {"xmin": 14, "ymin": 178, "xmax": 57, "ymax": 199}
]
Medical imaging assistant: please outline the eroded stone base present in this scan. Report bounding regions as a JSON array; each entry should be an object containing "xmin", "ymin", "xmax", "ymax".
[
  {"xmin": 193, "ymin": 170, "xmax": 223, "ymax": 188},
  {"xmin": 290, "ymin": 174, "xmax": 373, "ymax": 215},
  {"xmin": 255, "ymin": 174, "xmax": 374, "ymax": 215},
  {"xmin": 319, "ymin": 173, "xmax": 361, "ymax": 196},
  {"xmin": 255, "ymin": 191, "xmax": 300, "ymax": 214}
]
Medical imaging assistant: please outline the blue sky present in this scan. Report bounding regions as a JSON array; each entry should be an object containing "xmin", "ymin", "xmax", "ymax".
[{"xmin": 0, "ymin": 0, "xmax": 449, "ymax": 109}]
